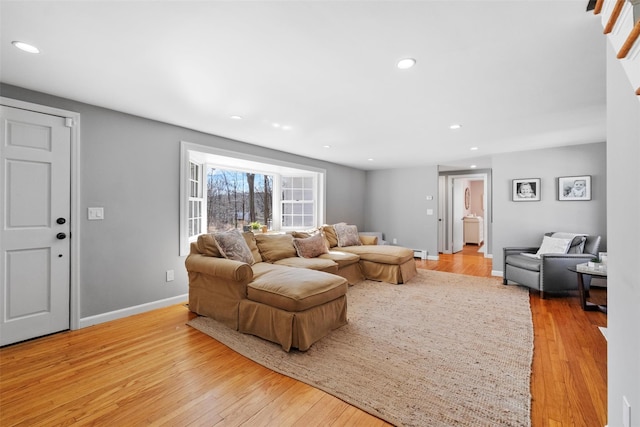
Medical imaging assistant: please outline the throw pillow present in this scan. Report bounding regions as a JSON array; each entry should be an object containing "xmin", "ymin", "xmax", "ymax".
[
  {"xmin": 534, "ymin": 236, "xmax": 573, "ymax": 258},
  {"xmin": 334, "ymin": 223, "xmax": 361, "ymax": 247},
  {"xmin": 255, "ymin": 234, "xmax": 297, "ymax": 262},
  {"xmin": 293, "ymin": 233, "xmax": 329, "ymax": 258},
  {"xmin": 213, "ymin": 229, "xmax": 254, "ymax": 264}
]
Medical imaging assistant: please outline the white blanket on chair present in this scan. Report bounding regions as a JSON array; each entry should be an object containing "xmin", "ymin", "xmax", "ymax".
[{"xmin": 551, "ymin": 232, "xmax": 586, "ymax": 240}]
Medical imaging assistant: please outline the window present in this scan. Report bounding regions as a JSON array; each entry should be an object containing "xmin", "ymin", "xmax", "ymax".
[
  {"xmin": 207, "ymin": 168, "xmax": 273, "ymax": 232},
  {"xmin": 188, "ymin": 161, "xmax": 205, "ymax": 237},
  {"xmin": 180, "ymin": 141, "xmax": 325, "ymax": 255},
  {"xmin": 282, "ymin": 176, "xmax": 315, "ymax": 228}
]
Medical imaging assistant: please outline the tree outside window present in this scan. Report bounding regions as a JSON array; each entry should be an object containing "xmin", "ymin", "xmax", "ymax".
[{"xmin": 207, "ymin": 168, "xmax": 273, "ymax": 232}]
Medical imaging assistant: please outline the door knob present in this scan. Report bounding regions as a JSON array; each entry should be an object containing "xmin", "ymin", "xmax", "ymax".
[{"xmin": 56, "ymin": 232, "xmax": 67, "ymax": 240}]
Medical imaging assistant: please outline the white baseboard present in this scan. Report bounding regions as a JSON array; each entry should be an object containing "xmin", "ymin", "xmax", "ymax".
[
  {"xmin": 78, "ymin": 293, "xmax": 188, "ymax": 329},
  {"xmin": 598, "ymin": 327, "xmax": 607, "ymax": 341},
  {"xmin": 491, "ymin": 270, "xmax": 503, "ymax": 277},
  {"xmin": 427, "ymin": 254, "xmax": 439, "ymax": 261}
]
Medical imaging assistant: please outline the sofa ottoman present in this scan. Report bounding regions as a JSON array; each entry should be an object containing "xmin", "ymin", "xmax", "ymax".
[
  {"xmin": 239, "ymin": 263, "xmax": 348, "ymax": 351},
  {"xmin": 339, "ymin": 245, "xmax": 417, "ymax": 284}
]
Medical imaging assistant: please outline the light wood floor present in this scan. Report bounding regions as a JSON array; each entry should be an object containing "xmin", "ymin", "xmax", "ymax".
[{"xmin": 0, "ymin": 245, "xmax": 607, "ymax": 426}]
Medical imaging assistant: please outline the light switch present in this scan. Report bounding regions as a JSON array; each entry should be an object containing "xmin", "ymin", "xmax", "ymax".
[{"xmin": 88, "ymin": 207, "xmax": 104, "ymax": 220}]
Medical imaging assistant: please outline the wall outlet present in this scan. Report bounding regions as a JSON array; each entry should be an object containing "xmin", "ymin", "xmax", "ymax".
[
  {"xmin": 166, "ymin": 270, "xmax": 174, "ymax": 282},
  {"xmin": 392, "ymin": 238, "xmax": 398, "ymax": 244},
  {"xmin": 623, "ymin": 396, "xmax": 630, "ymax": 427}
]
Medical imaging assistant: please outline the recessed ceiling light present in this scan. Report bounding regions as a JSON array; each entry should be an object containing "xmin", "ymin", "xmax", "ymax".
[
  {"xmin": 368, "ymin": 158, "xmax": 374, "ymax": 162},
  {"xmin": 282, "ymin": 125, "xmax": 292, "ymax": 131},
  {"xmin": 272, "ymin": 123, "xmax": 281, "ymax": 128},
  {"xmin": 470, "ymin": 147, "xmax": 479, "ymax": 151},
  {"xmin": 12, "ymin": 41, "xmax": 40, "ymax": 54},
  {"xmin": 470, "ymin": 165, "xmax": 477, "ymax": 169},
  {"xmin": 230, "ymin": 115, "xmax": 243, "ymax": 120},
  {"xmin": 396, "ymin": 58, "xmax": 416, "ymax": 69},
  {"xmin": 449, "ymin": 124, "xmax": 462, "ymax": 130},
  {"xmin": 323, "ymin": 145, "xmax": 331, "ymax": 149}
]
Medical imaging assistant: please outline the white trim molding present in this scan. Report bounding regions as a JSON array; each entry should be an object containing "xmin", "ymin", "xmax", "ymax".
[{"xmin": 79, "ymin": 294, "xmax": 188, "ymax": 328}]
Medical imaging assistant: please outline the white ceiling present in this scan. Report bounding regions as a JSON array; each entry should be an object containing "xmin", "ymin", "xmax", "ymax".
[{"xmin": 0, "ymin": 0, "xmax": 606, "ymax": 170}]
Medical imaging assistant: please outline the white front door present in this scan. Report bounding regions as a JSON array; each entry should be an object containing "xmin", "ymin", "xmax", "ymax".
[{"xmin": 0, "ymin": 106, "xmax": 71, "ymax": 346}]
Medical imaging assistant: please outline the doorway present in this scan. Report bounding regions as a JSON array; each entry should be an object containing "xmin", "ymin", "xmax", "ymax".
[
  {"xmin": 438, "ymin": 170, "xmax": 491, "ymax": 257},
  {"xmin": 0, "ymin": 98, "xmax": 80, "ymax": 345}
]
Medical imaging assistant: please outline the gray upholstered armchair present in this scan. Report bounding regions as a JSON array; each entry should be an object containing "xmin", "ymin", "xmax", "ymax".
[{"xmin": 503, "ymin": 233, "xmax": 601, "ymax": 299}]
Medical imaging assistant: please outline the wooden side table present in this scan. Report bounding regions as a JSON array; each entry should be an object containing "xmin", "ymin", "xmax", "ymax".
[{"xmin": 568, "ymin": 264, "xmax": 607, "ymax": 313}]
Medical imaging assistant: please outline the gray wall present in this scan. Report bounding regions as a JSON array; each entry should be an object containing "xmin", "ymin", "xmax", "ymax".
[
  {"xmin": 492, "ymin": 142, "xmax": 607, "ymax": 272},
  {"xmin": 1, "ymin": 84, "xmax": 366, "ymax": 318},
  {"xmin": 364, "ymin": 165, "xmax": 439, "ymax": 257},
  {"xmin": 606, "ymin": 43, "xmax": 640, "ymax": 427}
]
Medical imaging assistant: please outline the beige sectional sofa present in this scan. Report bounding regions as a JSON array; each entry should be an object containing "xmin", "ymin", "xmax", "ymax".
[{"xmin": 185, "ymin": 224, "xmax": 417, "ymax": 351}]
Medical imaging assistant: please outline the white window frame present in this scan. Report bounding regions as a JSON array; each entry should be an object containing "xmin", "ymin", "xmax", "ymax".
[
  {"xmin": 179, "ymin": 141, "xmax": 326, "ymax": 256},
  {"xmin": 281, "ymin": 175, "xmax": 318, "ymax": 229},
  {"xmin": 188, "ymin": 160, "xmax": 206, "ymax": 238}
]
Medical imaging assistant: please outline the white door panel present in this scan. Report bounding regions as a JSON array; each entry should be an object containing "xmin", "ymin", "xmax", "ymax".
[
  {"xmin": 1, "ymin": 106, "xmax": 71, "ymax": 346},
  {"xmin": 452, "ymin": 179, "xmax": 464, "ymax": 253}
]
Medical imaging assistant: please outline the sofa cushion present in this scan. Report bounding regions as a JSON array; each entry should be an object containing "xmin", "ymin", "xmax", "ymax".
[
  {"xmin": 567, "ymin": 236, "xmax": 587, "ymax": 254},
  {"xmin": 339, "ymin": 245, "xmax": 413, "ymax": 265},
  {"xmin": 506, "ymin": 254, "xmax": 541, "ymax": 272},
  {"xmin": 293, "ymin": 233, "xmax": 329, "ymax": 258},
  {"xmin": 247, "ymin": 266, "xmax": 348, "ymax": 312},
  {"xmin": 274, "ymin": 257, "xmax": 338, "ymax": 273},
  {"xmin": 196, "ymin": 233, "xmax": 222, "ymax": 257},
  {"xmin": 290, "ymin": 228, "xmax": 321, "ymax": 239},
  {"xmin": 255, "ymin": 234, "xmax": 297, "ymax": 262},
  {"xmin": 318, "ymin": 251, "xmax": 361, "ymax": 268},
  {"xmin": 242, "ymin": 231, "xmax": 263, "ymax": 264},
  {"xmin": 213, "ymin": 229, "xmax": 255, "ymax": 264},
  {"xmin": 334, "ymin": 223, "xmax": 361, "ymax": 247},
  {"xmin": 321, "ymin": 224, "xmax": 339, "ymax": 248},
  {"xmin": 359, "ymin": 235, "xmax": 378, "ymax": 245}
]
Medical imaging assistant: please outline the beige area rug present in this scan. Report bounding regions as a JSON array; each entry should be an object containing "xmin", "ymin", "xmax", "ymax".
[{"xmin": 188, "ymin": 270, "xmax": 533, "ymax": 427}]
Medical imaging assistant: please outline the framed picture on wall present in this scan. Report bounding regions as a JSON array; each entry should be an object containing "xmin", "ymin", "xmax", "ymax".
[
  {"xmin": 512, "ymin": 178, "xmax": 541, "ymax": 202},
  {"xmin": 558, "ymin": 175, "xmax": 591, "ymax": 201}
]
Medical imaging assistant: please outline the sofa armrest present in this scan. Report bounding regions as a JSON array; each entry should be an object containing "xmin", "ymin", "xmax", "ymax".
[
  {"xmin": 185, "ymin": 253, "xmax": 253, "ymax": 283},
  {"xmin": 504, "ymin": 246, "xmax": 539, "ymax": 257},
  {"xmin": 540, "ymin": 253, "xmax": 596, "ymax": 265},
  {"xmin": 540, "ymin": 253, "xmax": 597, "ymax": 293}
]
